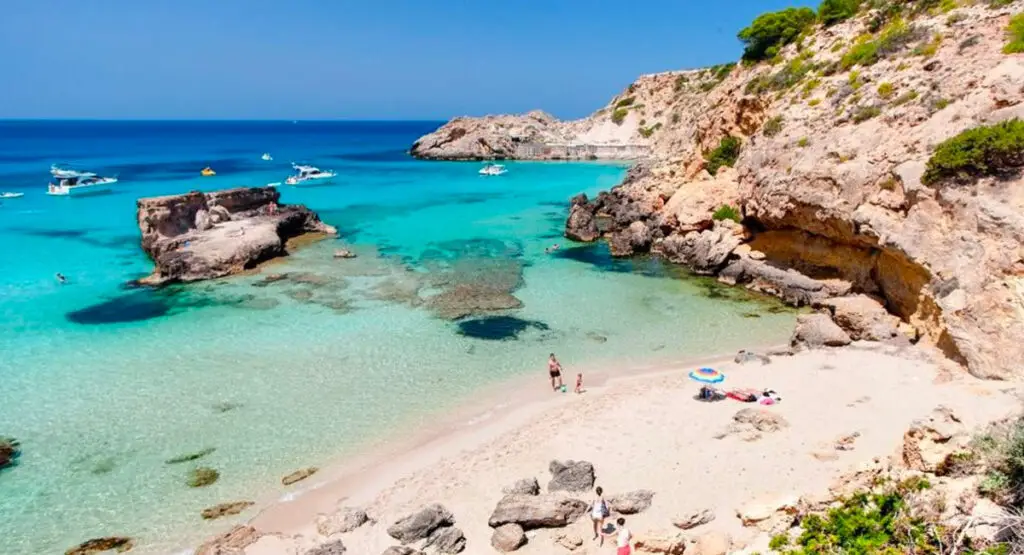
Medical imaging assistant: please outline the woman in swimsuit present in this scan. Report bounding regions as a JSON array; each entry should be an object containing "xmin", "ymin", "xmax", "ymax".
[{"xmin": 548, "ymin": 353, "xmax": 564, "ymax": 391}]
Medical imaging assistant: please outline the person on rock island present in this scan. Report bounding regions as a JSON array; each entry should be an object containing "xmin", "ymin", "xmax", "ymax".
[{"xmin": 548, "ymin": 353, "xmax": 564, "ymax": 391}]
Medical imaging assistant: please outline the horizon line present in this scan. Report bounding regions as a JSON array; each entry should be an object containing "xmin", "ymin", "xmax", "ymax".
[{"xmin": 0, "ymin": 118, "xmax": 449, "ymax": 123}]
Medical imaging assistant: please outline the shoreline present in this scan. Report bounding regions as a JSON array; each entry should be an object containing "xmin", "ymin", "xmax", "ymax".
[{"xmin": 196, "ymin": 340, "xmax": 1021, "ymax": 554}]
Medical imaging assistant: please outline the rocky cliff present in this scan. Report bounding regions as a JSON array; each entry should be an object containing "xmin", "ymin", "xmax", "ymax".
[
  {"xmin": 136, "ymin": 187, "xmax": 336, "ymax": 285},
  {"xmin": 421, "ymin": 1, "xmax": 1024, "ymax": 380}
]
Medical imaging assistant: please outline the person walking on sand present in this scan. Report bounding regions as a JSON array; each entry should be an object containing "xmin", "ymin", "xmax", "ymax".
[
  {"xmin": 590, "ymin": 486, "xmax": 610, "ymax": 545},
  {"xmin": 548, "ymin": 353, "xmax": 564, "ymax": 391},
  {"xmin": 614, "ymin": 517, "xmax": 632, "ymax": 555}
]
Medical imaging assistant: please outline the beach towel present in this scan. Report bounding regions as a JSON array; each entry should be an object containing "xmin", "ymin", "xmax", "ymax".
[{"xmin": 726, "ymin": 388, "xmax": 759, "ymax": 402}]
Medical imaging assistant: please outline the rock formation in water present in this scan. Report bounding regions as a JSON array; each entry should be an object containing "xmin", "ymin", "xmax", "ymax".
[
  {"xmin": 419, "ymin": 1, "xmax": 1024, "ymax": 380},
  {"xmin": 136, "ymin": 186, "xmax": 336, "ymax": 285}
]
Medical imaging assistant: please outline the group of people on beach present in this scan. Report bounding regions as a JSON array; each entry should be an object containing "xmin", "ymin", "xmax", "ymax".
[
  {"xmin": 590, "ymin": 486, "xmax": 632, "ymax": 554},
  {"xmin": 547, "ymin": 353, "xmax": 584, "ymax": 394}
]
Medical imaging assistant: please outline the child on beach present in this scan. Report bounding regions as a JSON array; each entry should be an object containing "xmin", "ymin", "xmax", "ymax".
[
  {"xmin": 590, "ymin": 486, "xmax": 609, "ymax": 545},
  {"xmin": 575, "ymin": 373, "xmax": 584, "ymax": 394},
  {"xmin": 614, "ymin": 517, "xmax": 632, "ymax": 555}
]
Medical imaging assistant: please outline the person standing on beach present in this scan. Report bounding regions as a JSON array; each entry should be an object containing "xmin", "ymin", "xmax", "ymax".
[
  {"xmin": 590, "ymin": 486, "xmax": 610, "ymax": 545},
  {"xmin": 615, "ymin": 517, "xmax": 632, "ymax": 555},
  {"xmin": 548, "ymin": 353, "xmax": 564, "ymax": 391}
]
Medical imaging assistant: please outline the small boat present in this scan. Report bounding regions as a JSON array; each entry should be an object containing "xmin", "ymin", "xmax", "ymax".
[
  {"xmin": 285, "ymin": 164, "xmax": 337, "ymax": 185},
  {"xmin": 0, "ymin": 192, "xmax": 24, "ymax": 199},
  {"xmin": 261, "ymin": 153, "xmax": 273, "ymax": 161},
  {"xmin": 479, "ymin": 163, "xmax": 508, "ymax": 176},
  {"xmin": 201, "ymin": 167, "xmax": 216, "ymax": 176},
  {"xmin": 46, "ymin": 166, "xmax": 117, "ymax": 197}
]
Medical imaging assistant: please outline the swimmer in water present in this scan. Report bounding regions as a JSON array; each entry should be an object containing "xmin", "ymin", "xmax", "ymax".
[
  {"xmin": 544, "ymin": 243, "xmax": 561, "ymax": 254},
  {"xmin": 56, "ymin": 273, "xmax": 67, "ymax": 284}
]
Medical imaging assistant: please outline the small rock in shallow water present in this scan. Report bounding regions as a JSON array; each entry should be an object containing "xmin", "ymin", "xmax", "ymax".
[
  {"xmin": 334, "ymin": 249, "xmax": 357, "ymax": 259},
  {"xmin": 188, "ymin": 466, "xmax": 220, "ymax": 488},
  {"xmin": 210, "ymin": 401, "xmax": 242, "ymax": 413},
  {"xmin": 165, "ymin": 447, "xmax": 216, "ymax": 465},
  {"xmin": 201, "ymin": 501, "xmax": 255, "ymax": 520},
  {"xmin": 1, "ymin": 436, "xmax": 21, "ymax": 468},
  {"xmin": 65, "ymin": 536, "xmax": 134, "ymax": 555},
  {"xmin": 282, "ymin": 466, "xmax": 318, "ymax": 486}
]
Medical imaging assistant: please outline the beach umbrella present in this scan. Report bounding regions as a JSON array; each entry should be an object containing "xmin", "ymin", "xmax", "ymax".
[{"xmin": 689, "ymin": 367, "xmax": 725, "ymax": 384}]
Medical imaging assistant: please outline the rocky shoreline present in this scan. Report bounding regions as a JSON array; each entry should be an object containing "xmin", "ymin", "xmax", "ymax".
[
  {"xmin": 413, "ymin": 1, "xmax": 1024, "ymax": 380},
  {"xmin": 135, "ymin": 186, "xmax": 336, "ymax": 285}
]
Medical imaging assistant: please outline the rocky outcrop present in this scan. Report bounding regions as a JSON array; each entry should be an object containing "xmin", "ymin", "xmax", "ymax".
[
  {"xmin": 282, "ymin": 466, "xmax": 319, "ymax": 486},
  {"xmin": 487, "ymin": 494, "xmax": 588, "ymax": 529},
  {"xmin": 661, "ymin": 221, "xmax": 744, "ymax": 274},
  {"xmin": 387, "ymin": 504, "xmax": 454, "ymax": 544},
  {"xmin": 196, "ymin": 526, "xmax": 261, "ymax": 555},
  {"xmin": 607, "ymin": 490, "xmax": 655, "ymax": 514},
  {"xmin": 447, "ymin": 0, "xmax": 1024, "ymax": 380},
  {"xmin": 502, "ymin": 477, "xmax": 541, "ymax": 496},
  {"xmin": 424, "ymin": 525, "xmax": 466, "ymax": 553},
  {"xmin": 633, "ymin": 530, "xmax": 687, "ymax": 555},
  {"xmin": 65, "ymin": 537, "xmax": 135, "ymax": 555},
  {"xmin": 201, "ymin": 501, "xmax": 254, "ymax": 520},
  {"xmin": 546, "ymin": 460, "xmax": 595, "ymax": 492},
  {"xmin": 306, "ymin": 539, "xmax": 347, "ymax": 555},
  {"xmin": 136, "ymin": 186, "xmax": 336, "ymax": 285},
  {"xmin": 791, "ymin": 313, "xmax": 852, "ymax": 350},
  {"xmin": 491, "ymin": 523, "xmax": 527, "ymax": 552},
  {"xmin": 317, "ymin": 507, "xmax": 370, "ymax": 536}
]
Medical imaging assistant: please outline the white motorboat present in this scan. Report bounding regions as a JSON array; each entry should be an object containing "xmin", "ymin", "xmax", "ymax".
[
  {"xmin": 46, "ymin": 166, "xmax": 117, "ymax": 196},
  {"xmin": 479, "ymin": 163, "xmax": 507, "ymax": 176},
  {"xmin": 285, "ymin": 164, "xmax": 336, "ymax": 185},
  {"xmin": 0, "ymin": 192, "xmax": 24, "ymax": 199},
  {"xmin": 261, "ymin": 153, "xmax": 273, "ymax": 161}
]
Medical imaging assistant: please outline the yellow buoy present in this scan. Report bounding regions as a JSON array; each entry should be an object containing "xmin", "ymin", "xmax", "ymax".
[{"xmin": 201, "ymin": 167, "xmax": 216, "ymax": 177}]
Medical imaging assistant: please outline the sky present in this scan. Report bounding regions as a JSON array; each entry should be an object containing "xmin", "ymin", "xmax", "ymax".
[{"xmin": 0, "ymin": 0, "xmax": 815, "ymax": 120}]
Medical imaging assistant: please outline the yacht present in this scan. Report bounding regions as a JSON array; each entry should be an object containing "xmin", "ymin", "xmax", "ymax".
[
  {"xmin": 0, "ymin": 192, "xmax": 24, "ymax": 199},
  {"xmin": 47, "ymin": 166, "xmax": 117, "ymax": 196},
  {"xmin": 201, "ymin": 167, "xmax": 216, "ymax": 176},
  {"xmin": 261, "ymin": 153, "xmax": 273, "ymax": 161},
  {"xmin": 479, "ymin": 163, "xmax": 508, "ymax": 176},
  {"xmin": 285, "ymin": 164, "xmax": 337, "ymax": 185}
]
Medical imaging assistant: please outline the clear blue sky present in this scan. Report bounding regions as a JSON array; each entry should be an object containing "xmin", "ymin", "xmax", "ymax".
[{"xmin": 0, "ymin": 0, "xmax": 814, "ymax": 120}]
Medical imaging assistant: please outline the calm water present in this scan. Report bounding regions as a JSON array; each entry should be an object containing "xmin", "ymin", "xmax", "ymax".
[{"xmin": 0, "ymin": 121, "xmax": 796, "ymax": 554}]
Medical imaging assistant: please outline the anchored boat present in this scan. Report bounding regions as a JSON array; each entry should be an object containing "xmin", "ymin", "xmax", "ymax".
[
  {"xmin": 285, "ymin": 164, "xmax": 336, "ymax": 186},
  {"xmin": 479, "ymin": 163, "xmax": 507, "ymax": 176},
  {"xmin": 46, "ymin": 166, "xmax": 117, "ymax": 197}
]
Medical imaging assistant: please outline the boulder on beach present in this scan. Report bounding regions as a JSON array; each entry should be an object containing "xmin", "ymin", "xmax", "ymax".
[
  {"xmin": 547, "ymin": 460, "xmax": 595, "ymax": 492},
  {"xmin": 201, "ymin": 501, "xmax": 255, "ymax": 520},
  {"xmin": 306, "ymin": 539, "xmax": 347, "ymax": 555},
  {"xmin": 196, "ymin": 525, "xmax": 261, "ymax": 555},
  {"xmin": 491, "ymin": 523, "xmax": 527, "ymax": 552},
  {"xmin": 632, "ymin": 529, "xmax": 687, "ymax": 554},
  {"xmin": 502, "ymin": 477, "xmax": 540, "ymax": 496},
  {"xmin": 693, "ymin": 531, "xmax": 732, "ymax": 555},
  {"xmin": 386, "ymin": 503, "xmax": 454, "ymax": 544},
  {"xmin": 136, "ymin": 186, "xmax": 336, "ymax": 285},
  {"xmin": 488, "ymin": 494, "xmax": 588, "ymax": 529},
  {"xmin": 554, "ymin": 533, "xmax": 584, "ymax": 551},
  {"xmin": 733, "ymin": 408, "xmax": 789, "ymax": 433},
  {"xmin": 282, "ymin": 466, "xmax": 319, "ymax": 486},
  {"xmin": 65, "ymin": 537, "xmax": 135, "ymax": 555},
  {"xmin": 381, "ymin": 548, "xmax": 423, "ymax": 555},
  {"xmin": 791, "ymin": 313, "xmax": 852, "ymax": 350},
  {"xmin": 608, "ymin": 490, "xmax": 655, "ymax": 514},
  {"xmin": 672, "ymin": 508, "xmax": 715, "ymax": 530},
  {"xmin": 317, "ymin": 507, "xmax": 369, "ymax": 536},
  {"xmin": 425, "ymin": 526, "xmax": 466, "ymax": 553}
]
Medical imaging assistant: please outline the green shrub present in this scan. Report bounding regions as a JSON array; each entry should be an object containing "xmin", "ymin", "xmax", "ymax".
[
  {"xmin": 818, "ymin": 0, "xmax": 861, "ymax": 26},
  {"xmin": 932, "ymin": 97, "xmax": 951, "ymax": 111},
  {"xmin": 788, "ymin": 478, "xmax": 940, "ymax": 554},
  {"xmin": 938, "ymin": 0, "xmax": 958, "ymax": 12},
  {"xmin": 892, "ymin": 89, "xmax": 919, "ymax": 106},
  {"xmin": 809, "ymin": 98, "xmax": 822, "ymax": 106},
  {"xmin": 797, "ymin": 137, "xmax": 810, "ymax": 147},
  {"xmin": 922, "ymin": 119, "xmax": 1024, "ymax": 185},
  {"xmin": 674, "ymin": 74, "xmax": 689, "ymax": 92},
  {"xmin": 841, "ymin": 18, "xmax": 923, "ymax": 69},
  {"xmin": 849, "ymin": 70, "xmax": 863, "ymax": 90},
  {"xmin": 615, "ymin": 97, "xmax": 636, "ymax": 108},
  {"xmin": 768, "ymin": 533, "xmax": 790, "ymax": 550},
  {"xmin": 712, "ymin": 204, "xmax": 741, "ymax": 223},
  {"xmin": 1006, "ymin": 13, "xmax": 1024, "ymax": 54},
  {"xmin": 705, "ymin": 137, "xmax": 742, "ymax": 175},
  {"xmin": 671, "ymin": 113, "xmax": 680, "ymax": 124},
  {"xmin": 738, "ymin": 7, "xmax": 817, "ymax": 62},
  {"xmin": 745, "ymin": 57, "xmax": 818, "ymax": 95},
  {"xmin": 877, "ymin": 82, "xmax": 895, "ymax": 99},
  {"xmin": 713, "ymin": 62, "xmax": 736, "ymax": 80},
  {"xmin": 801, "ymin": 78, "xmax": 821, "ymax": 98},
  {"xmin": 853, "ymin": 105, "xmax": 882, "ymax": 123},
  {"xmin": 913, "ymin": 33, "xmax": 943, "ymax": 57},
  {"xmin": 763, "ymin": 115, "xmax": 785, "ymax": 137},
  {"xmin": 638, "ymin": 123, "xmax": 662, "ymax": 138},
  {"xmin": 611, "ymin": 108, "xmax": 629, "ymax": 125}
]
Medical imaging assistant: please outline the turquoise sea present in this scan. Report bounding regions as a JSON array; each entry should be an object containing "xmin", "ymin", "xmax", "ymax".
[{"xmin": 0, "ymin": 121, "xmax": 795, "ymax": 554}]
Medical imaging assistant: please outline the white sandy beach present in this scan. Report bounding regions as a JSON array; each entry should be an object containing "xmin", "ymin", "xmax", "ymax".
[{"xmin": 204, "ymin": 342, "xmax": 1020, "ymax": 555}]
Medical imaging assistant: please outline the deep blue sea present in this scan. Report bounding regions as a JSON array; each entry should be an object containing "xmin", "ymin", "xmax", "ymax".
[{"xmin": 0, "ymin": 121, "xmax": 795, "ymax": 554}]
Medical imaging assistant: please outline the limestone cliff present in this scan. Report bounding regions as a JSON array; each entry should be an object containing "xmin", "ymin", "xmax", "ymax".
[
  {"xmin": 136, "ymin": 187, "xmax": 336, "ymax": 285},
  {"xmin": 420, "ymin": 1, "xmax": 1024, "ymax": 380}
]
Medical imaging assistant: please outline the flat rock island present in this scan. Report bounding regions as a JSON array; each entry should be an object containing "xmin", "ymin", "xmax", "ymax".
[{"xmin": 136, "ymin": 186, "xmax": 336, "ymax": 285}]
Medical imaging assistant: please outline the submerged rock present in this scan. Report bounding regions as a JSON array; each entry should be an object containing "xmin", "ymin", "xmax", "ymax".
[
  {"xmin": 282, "ymin": 466, "xmax": 319, "ymax": 486},
  {"xmin": 165, "ymin": 447, "xmax": 216, "ymax": 465},
  {"xmin": 201, "ymin": 501, "xmax": 255, "ymax": 520},
  {"xmin": 0, "ymin": 436, "xmax": 20, "ymax": 469},
  {"xmin": 426, "ymin": 284, "xmax": 523, "ymax": 320},
  {"xmin": 187, "ymin": 466, "xmax": 220, "ymax": 488},
  {"xmin": 65, "ymin": 537, "xmax": 135, "ymax": 555},
  {"xmin": 136, "ymin": 186, "xmax": 336, "ymax": 285},
  {"xmin": 456, "ymin": 316, "xmax": 549, "ymax": 340}
]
